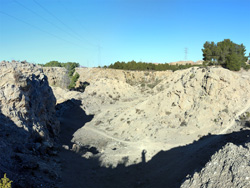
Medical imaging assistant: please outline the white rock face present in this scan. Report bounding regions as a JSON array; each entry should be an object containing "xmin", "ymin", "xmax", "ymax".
[
  {"xmin": 42, "ymin": 67, "xmax": 69, "ymax": 89},
  {"xmin": 0, "ymin": 61, "xmax": 59, "ymax": 187},
  {"xmin": 0, "ymin": 61, "xmax": 59, "ymax": 141}
]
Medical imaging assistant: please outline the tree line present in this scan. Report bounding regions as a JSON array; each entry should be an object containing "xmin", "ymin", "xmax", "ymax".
[{"xmin": 108, "ymin": 60, "xmax": 199, "ymax": 71}]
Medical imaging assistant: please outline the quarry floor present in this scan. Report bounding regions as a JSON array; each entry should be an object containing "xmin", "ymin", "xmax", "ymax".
[{"xmin": 56, "ymin": 101, "xmax": 250, "ymax": 188}]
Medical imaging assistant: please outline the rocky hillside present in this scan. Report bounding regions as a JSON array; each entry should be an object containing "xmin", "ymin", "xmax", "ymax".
[
  {"xmin": 50, "ymin": 65, "xmax": 250, "ymax": 187},
  {"xmin": 66, "ymin": 67, "xmax": 250, "ymax": 167},
  {"xmin": 75, "ymin": 67, "xmax": 172, "ymax": 89},
  {"xmin": 0, "ymin": 61, "xmax": 59, "ymax": 187},
  {"xmin": 3, "ymin": 61, "xmax": 249, "ymax": 187}
]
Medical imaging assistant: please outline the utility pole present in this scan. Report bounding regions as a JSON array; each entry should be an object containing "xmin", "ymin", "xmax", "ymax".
[
  {"xmin": 97, "ymin": 41, "xmax": 102, "ymax": 67},
  {"xmin": 184, "ymin": 47, "xmax": 188, "ymax": 60},
  {"xmin": 98, "ymin": 45, "xmax": 101, "ymax": 67}
]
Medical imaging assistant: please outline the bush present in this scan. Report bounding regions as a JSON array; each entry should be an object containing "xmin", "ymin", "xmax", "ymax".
[
  {"xmin": 0, "ymin": 174, "xmax": 12, "ymax": 188},
  {"xmin": 68, "ymin": 72, "xmax": 80, "ymax": 90}
]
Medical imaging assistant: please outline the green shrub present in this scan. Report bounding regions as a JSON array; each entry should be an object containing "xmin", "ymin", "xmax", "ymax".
[
  {"xmin": 180, "ymin": 121, "xmax": 187, "ymax": 127},
  {"xmin": 108, "ymin": 60, "xmax": 199, "ymax": 71},
  {"xmin": 68, "ymin": 72, "xmax": 80, "ymax": 90},
  {"xmin": 190, "ymin": 73, "xmax": 195, "ymax": 79},
  {"xmin": 239, "ymin": 112, "xmax": 250, "ymax": 121},
  {"xmin": 0, "ymin": 174, "xmax": 12, "ymax": 188}
]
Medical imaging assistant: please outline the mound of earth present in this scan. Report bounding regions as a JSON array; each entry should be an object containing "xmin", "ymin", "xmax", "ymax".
[{"xmin": 181, "ymin": 118, "xmax": 250, "ymax": 188}]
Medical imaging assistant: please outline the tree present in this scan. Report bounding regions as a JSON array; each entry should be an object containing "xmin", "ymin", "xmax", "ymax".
[
  {"xmin": 44, "ymin": 61, "xmax": 62, "ymax": 67},
  {"xmin": 225, "ymin": 53, "xmax": 241, "ymax": 71},
  {"xmin": 68, "ymin": 72, "xmax": 80, "ymax": 90},
  {"xmin": 202, "ymin": 41, "xmax": 213, "ymax": 65},
  {"xmin": 202, "ymin": 39, "xmax": 248, "ymax": 71},
  {"xmin": 63, "ymin": 62, "xmax": 80, "ymax": 77}
]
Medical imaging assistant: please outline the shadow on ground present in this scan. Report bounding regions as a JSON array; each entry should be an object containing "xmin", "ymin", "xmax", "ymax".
[
  {"xmin": 57, "ymin": 101, "xmax": 250, "ymax": 188},
  {"xmin": 0, "ymin": 109, "xmax": 59, "ymax": 188},
  {"xmin": 56, "ymin": 99, "xmax": 94, "ymax": 148}
]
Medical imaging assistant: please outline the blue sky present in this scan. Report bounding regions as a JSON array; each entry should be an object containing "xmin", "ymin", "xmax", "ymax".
[{"xmin": 0, "ymin": 0, "xmax": 249, "ymax": 67}]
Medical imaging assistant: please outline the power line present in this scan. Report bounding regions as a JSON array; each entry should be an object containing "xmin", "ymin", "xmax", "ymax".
[
  {"xmin": 33, "ymin": 0, "xmax": 85, "ymax": 43},
  {"xmin": 98, "ymin": 44, "xmax": 101, "ymax": 66},
  {"xmin": 58, "ymin": 0, "xmax": 104, "ymax": 66},
  {"xmin": 0, "ymin": 11, "xmax": 87, "ymax": 48},
  {"xmin": 57, "ymin": 0, "xmax": 98, "ymax": 47},
  {"xmin": 13, "ymin": 0, "xmax": 83, "ymax": 42},
  {"xmin": 185, "ymin": 47, "xmax": 188, "ymax": 60}
]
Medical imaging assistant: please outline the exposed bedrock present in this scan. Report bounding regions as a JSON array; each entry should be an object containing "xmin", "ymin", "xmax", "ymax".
[{"xmin": 0, "ymin": 61, "xmax": 59, "ymax": 187}]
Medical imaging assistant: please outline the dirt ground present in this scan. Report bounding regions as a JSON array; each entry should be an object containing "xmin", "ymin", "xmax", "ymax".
[{"xmin": 56, "ymin": 100, "xmax": 250, "ymax": 188}]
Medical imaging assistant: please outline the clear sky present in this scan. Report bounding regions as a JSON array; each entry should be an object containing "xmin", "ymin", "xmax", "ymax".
[{"xmin": 0, "ymin": 0, "xmax": 249, "ymax": 67}]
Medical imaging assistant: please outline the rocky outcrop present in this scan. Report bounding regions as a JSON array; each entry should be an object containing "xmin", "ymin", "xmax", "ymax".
[
  {"xmin": 180, "ymin": 110, "xmax": 250, "ymax": 188},
  {"xmin": 42, "ymin": 67, "xmax": 69, "ymax": 89},
  {"xmin": 0, "ymin": 61, "xmax": 59, "ymax": 187},
  {"xmin": 181, "ymin": 134, "xmax": 250, "ymax": 188}
]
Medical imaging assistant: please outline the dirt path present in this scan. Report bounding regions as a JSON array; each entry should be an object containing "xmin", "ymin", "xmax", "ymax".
[
  {"xmin": 83, "ymin": 126, "xmax": 138, "ymax": 144},
  {"xmin": 219, "ymin": 101, "xmax": 250, "ymax": 134}
]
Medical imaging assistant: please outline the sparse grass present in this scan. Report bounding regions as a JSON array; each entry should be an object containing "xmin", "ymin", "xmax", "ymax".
[
  {"xmin": 222, "ymin": 108, "xmax": 229, "ymax": 113},
  {"xmin": 156, "ymin": 85, "xmax": 164, "ymax": 92},
  {"xmin": 141, "ymin": 83, "xmax": 145, "ymax": 87},
  {"xmin": 239, "ymin": 112, "xmax": 250, "ymax": 121},
  {"xmin": 180, "ymin": 121, "xmax": 187, "ymax": 127},
  {"xmin": 165, "ymin": 111, "xmax": 171, "ymax": 115},
  {"xmin": 190, "ymin": 73, "xmax": 195, "ymax": 79},
  {"xmin": 126, "ymin": 79, "xmax": 136, "ymax": 86},
  {"xmin": 136, "ymin": 109, "xmax": 143, "ymax": 114},
  {"xmin": 95, "ymin": 121, "xmax": 103, "ymax": 126},
  {"xmin": 0, "ymin": 174, "xmax": 12, "ymax": 188},
  {"xmin": 147, "ymin": 79, "xmax": 162, "ymax": 89}
]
